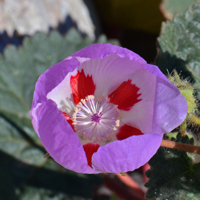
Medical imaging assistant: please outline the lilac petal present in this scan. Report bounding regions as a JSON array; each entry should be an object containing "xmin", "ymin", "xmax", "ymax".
[
  {"xmin": 37, "ymin": 99, "xmax": 100, "ymax": 174},
  {"xmin": 119, "ymin": 67, "xmax": 157, "ymax": 134},
  {"xmin": 78, "ymin": 54, "xmax": 143, "ymax": 97},
  {"xmin": 32, "ymin": 58, "xmax": 80, "ymax": 108},
  {"xmin": 153, "ymin": 76, "xmax": 188, "ymax": 134},
  {"xmin": 92, "ymin": 134, "xmax": 163, "ymax": 173},
  {"xmin": 71, "ymin": 43, "xmax": 147, "ymax": 65},
  {"xmin": 47, "ymin": 54, "xmax": 144, "ymax": 112}
]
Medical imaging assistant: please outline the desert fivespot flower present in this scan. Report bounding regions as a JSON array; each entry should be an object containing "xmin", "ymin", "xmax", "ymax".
[{"xmin": 30, "ymin": 43, "xmax": 187, "ymax": 173}]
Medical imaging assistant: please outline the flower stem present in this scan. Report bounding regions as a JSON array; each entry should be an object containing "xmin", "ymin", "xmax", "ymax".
[
  {"xmin": 161, "ymin": 139, "xmax": 200, "ymax": 154},
  {"xmin": 115, "ymin": 173, "xmax": 145, "ymax": 198},
  {"xmin": 142, "ymin": 163, "xmax": 150, "ymax": 183},
  {"xmin": 44, "ymin": 152, "xmax": 50, "ymax": 158},
  {"xmin": 103, "ymin": 174, "xmax": 142, "ymax": 200}
]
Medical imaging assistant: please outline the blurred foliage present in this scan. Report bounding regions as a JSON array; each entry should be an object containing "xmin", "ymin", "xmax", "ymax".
[
  {"xmin": 0, "ymin": 28, "xmax": 118, "ymax": 199},
  {"xmin": 160, "ymin": 0, "xmax": 198, "ymax": 20},
  {"xmin": 156, "ymin": 3, "xmax": 200, "ymax": 96},
  {"xmin": 95, "ymin": 0, "xmax": 165, "ymax": 34},
  {"xmin": 145, "ymin": 133, "xmax": 200, "ymax": 200}
]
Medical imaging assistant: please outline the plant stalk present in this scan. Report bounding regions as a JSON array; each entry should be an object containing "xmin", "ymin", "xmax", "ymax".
[{"xmin": 161, "ymin": 139, "xmax": 200, "ymax": 154}]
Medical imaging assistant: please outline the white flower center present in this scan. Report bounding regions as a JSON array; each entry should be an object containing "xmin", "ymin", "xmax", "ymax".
[{"xmin": 72, "ymin": 95, "xmax": 120, "ymax": 144}]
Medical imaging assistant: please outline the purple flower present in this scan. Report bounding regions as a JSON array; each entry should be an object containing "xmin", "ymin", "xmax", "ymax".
[{"xmin": 30, "ymin": 43, "xmax": 187, "ymax": 174}]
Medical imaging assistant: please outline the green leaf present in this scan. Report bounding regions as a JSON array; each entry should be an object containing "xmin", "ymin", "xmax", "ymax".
[
  {"xmin": 145, "ymin": 133, "xmax": 200, "ymax": 200},
  {"xmin": 0, "ymin": 28, "xmax": 119, "ymax": 134},
  {"xmin": 0, "ymin": 116, "xmax": 102, "ymax": 200},
  {"xmin": 160, "ymin": 0, "xmax": 197, "ymax": 20},
  {"xmin": 156, "ymin": 3, "xmax": 200, "ymax": 85}
]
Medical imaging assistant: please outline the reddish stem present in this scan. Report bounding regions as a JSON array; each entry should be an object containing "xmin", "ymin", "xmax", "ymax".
[
  {"xmin": 115, "ymin": 173, "xmax": 145, "ymax": 200},
  {"xmin": 142, "ymin": 163, "xmax": 150, "ymax": 183},
  {"xmin": 161, "ymin": 139, "xmax": 200, "ymax": 154},
  {"xmin": 103, "ymin": 174, "xmax": 141, "ymax": 200}
]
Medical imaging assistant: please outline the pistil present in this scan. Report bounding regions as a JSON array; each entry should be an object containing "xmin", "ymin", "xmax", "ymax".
[{"xmin": 91, "ymin": 113, "xmax": 102, "ymax": 123}]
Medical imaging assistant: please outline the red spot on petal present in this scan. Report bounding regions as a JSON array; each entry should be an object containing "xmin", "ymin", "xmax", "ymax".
[
  {"xmin": 83, "ymin": 143, "xmax": 100, "ymax": 168},
  {"xmin": 108, "ymin": 80, "xmax": 141, "ymax": 111},
  {"xmin": 70, "ymin": 69, "xmax": 96, "ymax": 104},
  {"xmin": 116, "ymin": 124, "xmax": 143, "ymax": 140},
  {"xmin": 61, "ymin": 111, "xmax": 75, "ymax": 131}
]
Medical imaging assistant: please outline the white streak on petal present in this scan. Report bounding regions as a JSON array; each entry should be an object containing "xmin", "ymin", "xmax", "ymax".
[{"xmin": 46, "ymin": 68, "xmax": 78, "ymax": 115}]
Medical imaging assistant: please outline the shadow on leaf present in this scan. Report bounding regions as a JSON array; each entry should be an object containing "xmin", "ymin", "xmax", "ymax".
[{"xmin": 156, "ymin": 48, "xmax": 194, "ymax": 80}]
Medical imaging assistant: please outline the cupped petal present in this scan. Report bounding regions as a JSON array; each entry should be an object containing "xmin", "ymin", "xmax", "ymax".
[
  {"xmin": 47, "ymin": 54, "xmax": 144, "ymax": 109},
  {"xmin": 118, "ymin": 67, "xmax": 157, "ymax": 134},
  {"xmin": 70, "ymin": 43, "xmax": 147, "ymax": 65},
  {"xmin": 92, "ymin": 133, "xmax": 163, "ymax": 173},
  {"xmin": 32, "ymin": 58, "xmax": 80, "ymax": 109},
  {"xmin": 37, "ymin": 99, "xmax": 100, "ymax": 174},
  {"xmin": 77, "ymin": 54, "xmax": 144, "ymax": 98},
  {"xmin": 152, "ymin": 76, "xmax": 188, "ymax": 133}
]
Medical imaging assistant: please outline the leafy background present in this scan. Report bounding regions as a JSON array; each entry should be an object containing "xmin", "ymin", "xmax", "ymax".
[
  {"xmin": 0, "ymin": 29, "xmax": 118, "ymax": 200},
  {"xmin": 146, "ymin": 133, "xmax": 200, "ymax": 200},
  {"xmin": 1, "ymin": 0, "xmax": 200, "ymax": 199},
  {"xmin": 157, "ymin": 1, "xmax": 200, "ymax": 96}
]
